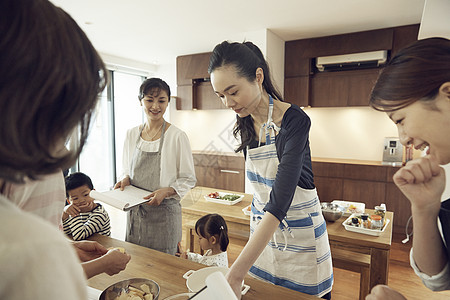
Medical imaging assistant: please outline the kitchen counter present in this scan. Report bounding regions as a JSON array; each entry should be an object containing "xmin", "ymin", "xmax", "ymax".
[
  {"xmin": 181, "ymin": 187, "xmax": 394, "ymax": 300},
  {"xmin": 87, "ymin": 234, "xmax": 317, "ymax": 299}
]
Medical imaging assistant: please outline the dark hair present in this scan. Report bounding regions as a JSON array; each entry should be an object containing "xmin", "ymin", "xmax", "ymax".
[
  {"xmin": 195, "ymin": 213, "xmax": 229, "ymax": 252},
  {"xmin": 138, "ymin": 78, "xmax": 171, "ymax": 101},
  {"xmin": 370, "ymin": 37, "xmax": 450, "ymax": 112},
  {"xmin": 65, "ymin": 172, "xmax": 94, "ymax": 197},
  {"xmin": 0, "ymin": 0, "xmax": 107, "ymax": 183},
  {"xmin": 208, "ymin": 41, "xmax": 283, "ymax": 152}
]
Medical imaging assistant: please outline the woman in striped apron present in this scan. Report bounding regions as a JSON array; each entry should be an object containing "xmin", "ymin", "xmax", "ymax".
[{"xmin": 209, "ymin": 41, "xmax": 333, "ymax": 298}]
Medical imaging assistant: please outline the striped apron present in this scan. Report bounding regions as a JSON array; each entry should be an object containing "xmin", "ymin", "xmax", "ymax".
[{"xmin": 247, "ymin": 96, "xmax": 333, "ymax": 297}]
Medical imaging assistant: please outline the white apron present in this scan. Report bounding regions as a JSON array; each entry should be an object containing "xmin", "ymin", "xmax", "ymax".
[{"xmin": 247, "ymin": 96, "xmax": 333, "ymax": 297}]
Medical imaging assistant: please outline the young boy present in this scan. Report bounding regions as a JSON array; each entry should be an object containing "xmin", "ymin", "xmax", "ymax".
[{"xmin": 63, "ymin": 172, "xmax": 111, "ymax": 241}]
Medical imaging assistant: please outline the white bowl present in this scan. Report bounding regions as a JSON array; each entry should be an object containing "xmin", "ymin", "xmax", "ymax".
[{"xmin": 182, "ymin": 267, "xmax": 250, "ymax": 295}]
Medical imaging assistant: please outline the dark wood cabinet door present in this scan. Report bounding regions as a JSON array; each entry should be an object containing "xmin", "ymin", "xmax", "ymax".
[
  {"xmin": 310, "ymin": 73, "xmax": 348, "ymax": 107},
  {"xmin": 392, "ymin": 24, "xmax": 420, "ymax": 56},
  {"xmin": 385, "ymin": 183, "xmax": 411, "ymax": 234},
  {"xmin": 176, "ymin": 85, "xmax": 194, "ymax": 110},
  {"xmin": 195, "ymin": 81, "xmax": 226, "ymax": 110},
  {"xmin": 314, "ymin": 177, "xmax": 343, "ymax": 203},
  {"xmin": 344, "ymin": 164, "xmax": 387, "ymax": 182},
  {"xmin": 312, "ymin": 162, "xmax": 344, "ymax": 178},
  {"xmin": 347, "ymin": 69, "xmax": 381, "ymax": 106},
  {"xmin": 343, "ymin": 179, "xmax": 386, "ymax": 209},
  {"xmin": 284, "ymin": 76, "xmax": 309, "ymax": 107},
  {"xmin": 176, "ymin": 52, "xmax": 211, "ymax": 85}
]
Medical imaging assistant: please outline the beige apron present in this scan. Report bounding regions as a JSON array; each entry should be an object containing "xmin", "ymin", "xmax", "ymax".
[
  {"xmin": 247, "ymin": 96, "xmax": 333, "ymax": 297},
  {"xmin": 126, "ymin": 121, "xmax": 181, "ymax": 255}
]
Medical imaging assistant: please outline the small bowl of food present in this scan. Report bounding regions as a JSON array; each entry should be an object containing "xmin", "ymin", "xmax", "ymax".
[
  {"xmin": 99, "ymin": 278, "xmax": 160, "ymax": 300},
  {"xmin": 321, "ymin": 202, "xmax": 346, "ymax": 222}
]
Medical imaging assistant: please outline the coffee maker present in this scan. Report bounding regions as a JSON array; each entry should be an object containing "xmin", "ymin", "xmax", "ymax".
[{"xmin": 382, "ymin": 137, "xmax": 403, "ymax": 166}]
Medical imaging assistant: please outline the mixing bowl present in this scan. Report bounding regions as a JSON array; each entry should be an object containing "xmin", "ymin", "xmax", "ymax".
[
  {"xmin": 321, "ymin": 202, "xmax": 346, "ymax": 222},
  {"xmin": 99, "ymin": 278, "xmax": 160, "ymax": 300}
]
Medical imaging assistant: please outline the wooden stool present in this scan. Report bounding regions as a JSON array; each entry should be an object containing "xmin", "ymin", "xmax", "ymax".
[{"xmin": 331, "ymin": 248, "xmax": 371, "ymax": 300}]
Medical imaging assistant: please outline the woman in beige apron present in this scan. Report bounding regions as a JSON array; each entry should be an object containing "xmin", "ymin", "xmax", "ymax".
[
  {"xmin": 115, "ymin": 78, "xmax": 196, "ymax": 255},
  {"xmin": 209, "ymin": 41, "xmax": 333, "ymax": 299}
]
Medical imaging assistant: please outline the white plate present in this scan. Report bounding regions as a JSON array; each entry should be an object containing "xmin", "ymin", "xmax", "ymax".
[
  {"xmin": 332, "ymin": 200, "xmax": 365, "ymax": 216},
  {"xmin": 342, "ymin": 214, "xmax": 390, "ymax": 236},
  {"xmin": 242, "ymin": 205, "xmax": 251, "ymax": 216},
  {"xmin": 204, "ymin": 192, "xmax": 244, "ymax": 205}
]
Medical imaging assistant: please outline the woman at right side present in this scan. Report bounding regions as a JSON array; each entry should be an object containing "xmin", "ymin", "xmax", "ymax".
[
  {"xmin": 366, "ymin": 37, "xmax": 450, "ymax": 300},
  {"xmin": 209, "ymin": 41, "xmax": 333, "ymax": 299}
]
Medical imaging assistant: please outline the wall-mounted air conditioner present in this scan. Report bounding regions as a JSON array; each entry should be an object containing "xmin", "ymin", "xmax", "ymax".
[{"xmin": 316, "ymin": 50, "xmax": 388, "ymax": 72}]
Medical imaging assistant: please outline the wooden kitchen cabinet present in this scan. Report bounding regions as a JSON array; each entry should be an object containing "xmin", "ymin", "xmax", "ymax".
[
  {"xmin": 176, "ymin": 52, "xmax": 226, "ymax": 110},
  {"xmin": 285, "ymin": 24, "xmax": 419, "ymax": 107},
  {"xmin": 310, "ymin": 68, "xmax": 381, "ymax": 107},
  {"xmin": 193, "ymin": 153, "xmax": 245, "ymax": 192},
  {"xmin": 312, "ymin": 160, "xmax": 410, "ymax": 234},
  {"xmin": 284, "ymin": 76, "xmax": 309, "ymax": 107}
]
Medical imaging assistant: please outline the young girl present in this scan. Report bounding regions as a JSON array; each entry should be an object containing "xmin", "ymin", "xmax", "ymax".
[{"xmin": 179, "ymin": 214, "xmax": 229, "ymax": 268}]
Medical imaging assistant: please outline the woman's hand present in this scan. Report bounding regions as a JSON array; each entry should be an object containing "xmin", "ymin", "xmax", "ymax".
[
  {"xmin": 144, "ymin": 187, "xmax": 176, "ymax": 206},
  {"xmin": 114, "ymin": 176, "xmax": 131, "ymax": 191},
  {"xmin": 100, "ymin": 248, "xmax": 131, "ymax": 276},
  {"xmin": 72, "ymin": 240, "xmax": 108, "ymax": 262},
  {"xmin": 366, "ymin": 285, "xmax": 406, "ymax": 300},
  {"xmin": 393, "ymin": 155, "xmax": 445, "ymax": 216},
  {"xmin": 81, "ymin": 248, "xmax": 131, "ymax": 278}
]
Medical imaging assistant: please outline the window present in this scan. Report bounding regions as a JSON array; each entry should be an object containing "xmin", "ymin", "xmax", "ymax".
[{"xmin": 76, "ymin": 70, "xmax": 145, "ymax": 191}]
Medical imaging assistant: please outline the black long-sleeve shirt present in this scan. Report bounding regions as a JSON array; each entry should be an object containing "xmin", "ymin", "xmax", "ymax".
[{"xmin": 245, "ymin": 104, "xmax": 315, "ymax": 222}]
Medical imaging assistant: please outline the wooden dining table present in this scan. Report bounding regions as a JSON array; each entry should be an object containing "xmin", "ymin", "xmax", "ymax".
[
  {"xmin": 182, "ymin": 186, "xmax": 394, "ymax": 298},
  {"xmin": 87, "ymin": 234, "xmax": 317, "ymax": 299}
]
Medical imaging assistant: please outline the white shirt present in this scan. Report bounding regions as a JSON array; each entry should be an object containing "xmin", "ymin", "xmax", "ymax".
[
  {"xmin": 410, "ymin": 248, "xmax": 450, "ymax": 291},
  {"xmin": 0, "ymin": 195, "xmax": 87, "ymax": 299},
  {"xmin": 187, "ymin": 249, "xmax": 229, "ymax": 268},
  {"xmin": 121, "ymin": 124, "xmax": 196, "ymax": 200}
]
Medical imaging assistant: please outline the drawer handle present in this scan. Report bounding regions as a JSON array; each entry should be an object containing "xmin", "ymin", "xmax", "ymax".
[{"xmin": 220, "ymin": 169, "xmax": 240, "ymax": 174}]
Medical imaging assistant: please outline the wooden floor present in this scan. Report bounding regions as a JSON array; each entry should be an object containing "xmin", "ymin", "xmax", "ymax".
[{"xmin": 222, "ymin": 232, "xmax": 450, "ymax": 300}]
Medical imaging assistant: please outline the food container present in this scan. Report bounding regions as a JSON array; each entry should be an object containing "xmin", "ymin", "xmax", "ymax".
[
  {"xmin": 370, "ymin": 215, "xmax": 383, "ymax": 230},
  {"xmin": 331, "ymin": 200, "xmax": 365, "ymax": 216},
  {"xmin": 342, "ymin": 214, "xmax": 390, "ymax": 236},
  {"xmin": 204, "ymin": 192, "xmax": 244, "ymax": 205},
  {"xmin": 242, "ymin": 204, "xmax": 251, "ymax": 216},
  {"xmin": 321, "ymin": 202, "xmax": 346, "ymax": 222},
  {"xmin": 182, "ymin": 266, "xmax": 250, "ymax": 296},
  {"xmin": 99, "ymin": 278, "xmax": 160, "ymax": 300},
  {"xmin": 374, "ymin": 205, "xmax": 386, "ymax": 225}
]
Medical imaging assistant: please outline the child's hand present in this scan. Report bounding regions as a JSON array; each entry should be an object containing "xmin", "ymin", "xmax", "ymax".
[
  {"xmin": 63, "ymin": 203, "xmax": 81, "ymax": 218},
  {"xmin": 176, "ymin": 242, "xmax": 188, "ymax": 259}
]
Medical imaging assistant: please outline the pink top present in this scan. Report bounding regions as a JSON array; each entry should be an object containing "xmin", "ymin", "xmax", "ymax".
[{"xmin": 4, "ymin": 170, "xmax": 66, "ymax": 228}]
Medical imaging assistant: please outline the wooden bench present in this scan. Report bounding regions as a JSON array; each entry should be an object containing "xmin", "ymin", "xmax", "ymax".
[
  {"xmin": 331, "ymin": 248, "xmax": 371, "ymax": 300},
  {"xmin": 183, "ymin": 220, "xmax": 249, "ymax": 255}
]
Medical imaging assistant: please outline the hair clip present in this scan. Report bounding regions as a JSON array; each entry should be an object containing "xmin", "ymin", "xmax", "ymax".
[{"xmin": 220, "ymin": 226, "xmax": 224, "ymax": 230}]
